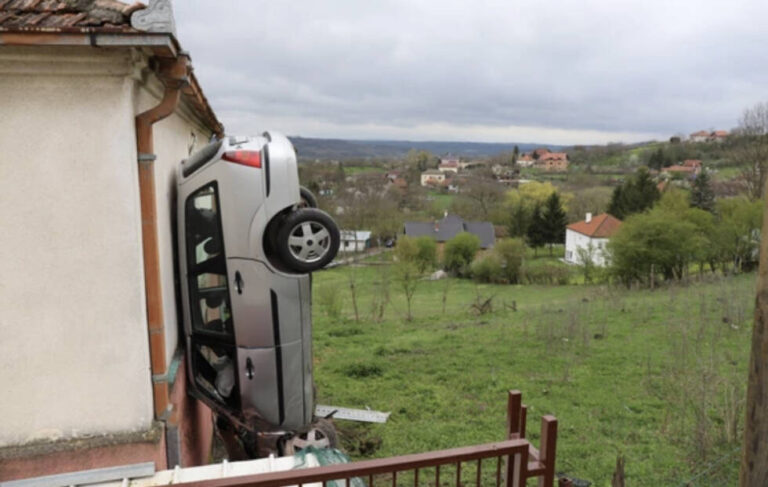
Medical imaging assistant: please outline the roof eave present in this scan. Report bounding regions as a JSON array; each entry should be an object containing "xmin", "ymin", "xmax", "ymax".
[
  {"xmin": 0, "ymin": 30, "xmax": 223, "ymax": 135},
  {"xmin": 0, "ymin": 29, "xmax": 178, "ymax": 55}
]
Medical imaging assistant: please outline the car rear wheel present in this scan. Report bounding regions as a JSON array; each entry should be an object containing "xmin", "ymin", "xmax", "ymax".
[
  {"xmin": 282, "ymin": 418, "xmax": 338, "ymax": 455},
  {"xmin": 276, "ymin": 208, "xmax": 340, "ymax": 272},
  {"xmin": 299, "ymin": 187, "xmax": 318, "ymax": 208}
]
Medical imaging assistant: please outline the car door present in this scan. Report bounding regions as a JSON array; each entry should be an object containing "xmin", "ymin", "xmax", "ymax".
[{"xmin": 227, "ymin": 259, "xmax": 314, "ymax": 430}]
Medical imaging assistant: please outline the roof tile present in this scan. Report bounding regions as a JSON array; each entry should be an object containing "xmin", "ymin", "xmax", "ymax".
[{"xmin": 0, "ymin": 0, "xmax": 144, "ymax": 31}]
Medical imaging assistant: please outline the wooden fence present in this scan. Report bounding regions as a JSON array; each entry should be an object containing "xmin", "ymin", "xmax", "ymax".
[{"xmin": 175, "ymin": 390, "xmax": 558, "ymax": 487}]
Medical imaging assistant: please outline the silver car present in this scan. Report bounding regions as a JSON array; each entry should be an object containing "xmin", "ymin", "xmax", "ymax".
[{"xmin": 177, "ymin": 132, "xmax": 339, "ymax": 456}]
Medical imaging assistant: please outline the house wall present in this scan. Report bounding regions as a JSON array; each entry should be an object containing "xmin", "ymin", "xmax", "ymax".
[
  {"xmin": 0, "ymin": 46, "xmax": 153, "ymax": 447},
  {"xmin": 340, "ymin": 239, "xmax": 369, "ymax": 252},
  {"xmin": 420, "ymin": 174, "xmax": 445, "ymax": 186},
  {"xmin": 0, "ymin": 45, "xmax": 215, "ymax": 475},
  {"xmin": 564, "ymin": 229, "xmax": 610, "ymax": 267}
]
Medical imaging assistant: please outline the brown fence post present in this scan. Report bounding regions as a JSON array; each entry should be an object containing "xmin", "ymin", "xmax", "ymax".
[
  {"xmin": 520, "ymin": 405, "xmax": 528, "ymax": 439},
  {"xmin": 538, "ymin": 416, "xmax": 558, "ymax": 487},
  {"xmin": 508, "ymin": 445, "xmax": 529, "ymax": 487},
  {"xmin": 506, "ymin": 390, "xmax": 522, "ymax": 439},
  {"xmin": 611, "ymin": 455, "xmax": 625, "ymax": 487}
]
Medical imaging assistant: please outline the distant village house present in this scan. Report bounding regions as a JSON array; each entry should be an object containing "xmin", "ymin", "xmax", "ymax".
[
  {"xmin": 565, "ymin": 213, "xmax": 622, "ymax": 267},
  {"xmin": 340, "ymin": 230, "xmax": 372, "ymax": 252},
  {"xmin": 421, "ymin": 169, "xmax": 447, "ymax": 186},
  {"xmin": 536, "ymin": 152, "xmax": 569, "ymax": 172},
  {"xmin": 438, "ymin": 160, "xmax": 459, "ymax": 173},
  {"xmin": 517, "ymin": 148, "xmax": 569, "ymax": 172},
  {"xmin": 404, "ymin": 213, "xmax": 495, "ymax": 249},
  {"xmin": 662, "ymin": 159, "xmax": 702, "ymax": 178},
  {"xmin": 690, "ymin": 130, "xmax": 729, "ymax": 143}
]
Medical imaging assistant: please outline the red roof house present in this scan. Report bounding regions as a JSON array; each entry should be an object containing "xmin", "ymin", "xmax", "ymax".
[{"xmin": 565, "ymin": 213, "xmax": 622, "ymax": 266}]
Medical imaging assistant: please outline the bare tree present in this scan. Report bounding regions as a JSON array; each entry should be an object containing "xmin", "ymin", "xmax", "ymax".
[
  {"xmin": 450, "ymin": 173, "xmax": 505, "ymax": 221},
  {"xmin": 733, "ymin": 102, "xmax": 768, "ymax": 199},
  {"xmin": 333, "ymin": 174, "xmax": 402, "ymax": 239},
  {"xmin": 394, "ymin": 261, "xmax": 420, "ymax": 321},
  {"xmin": 347, "ymin": 264, "xmax": 360, "ymax": 323}
]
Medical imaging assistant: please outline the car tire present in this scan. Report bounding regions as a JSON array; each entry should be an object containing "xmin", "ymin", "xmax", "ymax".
[
  {"xmin": 276, "ymin": 208, "xmax": 340, "ymax": 272},
  {"xmin": 299, "ymin": 187, "xmax": 318, "ymax": 208}
]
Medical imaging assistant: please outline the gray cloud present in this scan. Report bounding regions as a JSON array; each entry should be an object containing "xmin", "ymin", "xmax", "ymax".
[{"xmin": 174, "ymin": 0, "xmax": 768, "ymax": 144}]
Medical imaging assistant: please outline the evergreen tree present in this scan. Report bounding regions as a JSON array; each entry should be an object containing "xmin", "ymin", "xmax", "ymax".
[
  {"xmin": 648, "ymin": 148, "xmax": 671, "ymax": 170},
  {"xmin": 608, "ymin": 185, "xmax": 626, "ymax": 219},
  {"xmin": 690, "ymin": 169, "xmax": 716, "ymax": 213},
  {"xmin": 632, "ymin": 167, "xmax": 661, "ymax": 209},
  {"xmin": 648, "ymin": 149, "xmax": 661, "ymax": 170},
  {"xmin": 526, "ymin": 205, "xmax": 547, "ymax": 256},
  {"xmin": 542, "ymin": 192, "xmax": 567, "ymax": 255},
  {"xmin": 608, "ymin": 168, "xmax": 660, "ymax": 219}
]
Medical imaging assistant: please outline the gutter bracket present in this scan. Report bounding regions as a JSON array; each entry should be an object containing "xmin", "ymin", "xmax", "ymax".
[{"xmin": 138, "ymin": 153, "xmax": 157, "ymax": 163}]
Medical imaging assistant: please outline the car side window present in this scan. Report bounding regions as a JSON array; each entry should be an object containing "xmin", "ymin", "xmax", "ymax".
[{"xmin": 185, "ymin": 183, "xmax": 234, "ymax": 340}]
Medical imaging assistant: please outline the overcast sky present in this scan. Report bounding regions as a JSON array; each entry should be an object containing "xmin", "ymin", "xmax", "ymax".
[{"xmin": 174, "ymin": 0, "xmax": 767, "ymax": 145}]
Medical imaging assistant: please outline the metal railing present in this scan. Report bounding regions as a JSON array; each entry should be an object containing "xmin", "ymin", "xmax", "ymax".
[{"xmin": 174, "ymin": 439, "xmax": 531, "ymax": 487}]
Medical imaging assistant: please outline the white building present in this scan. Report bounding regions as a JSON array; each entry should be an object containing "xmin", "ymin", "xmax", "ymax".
[
  {"xmin": 564, "ymin": 213, "xmax": 622, "ymax": 267},
  {"xmin": 438, "ymin": 161, "xmax": 459, "ymax": 173},
  {"xmin": 340, "ymin": 230, "xmax": 372, "ymax": 252},
  {"xmin": 421, "ymin": 169, "xmax": 446, "ymax": 186},
  {"xmin": 0, "ymin": 0, "xmax": 223, "ymax": 479},
  {"xmin": 689, "ymin": 130, "xmax": 710, "ymax": 143}
]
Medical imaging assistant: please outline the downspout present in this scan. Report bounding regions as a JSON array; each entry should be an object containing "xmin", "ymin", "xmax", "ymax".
[{"xmin": 135, "ymin": 53, "xmax": 190, "ymax": 420}]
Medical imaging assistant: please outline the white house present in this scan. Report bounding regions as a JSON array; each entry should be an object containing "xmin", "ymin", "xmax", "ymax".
[
  {"xmin": 0, "ymin": 0, "xmax": 223, "ymax": 480},
  {"xmin": 421, "ymin": 169, "xmax": 446, "ymax": 186},
  {"xmin": 340, "ymin": 230, "xmax": 372, "ymax": 252},
  {"xmin": 564, "ymin": 213, "xmax": 622, "ymax": 267},
  {"xmin": 438, "ymin": 160, "xmax": 459, "ymax": 173},
  {"xmin": 690, "ymin": 130, "xmax": 710, "ymax": 143}
]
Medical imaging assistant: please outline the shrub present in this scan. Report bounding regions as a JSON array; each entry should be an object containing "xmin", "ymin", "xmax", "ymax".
[
  {"xmin": 396, "ymin": 235, "xmax": 437, "ymax": 274},
  {"xmin": 471, "ymin": 254, "xmax": 504, "ymax": 283},
  {"xmin": 316, "ymin": 284, "xmax": 343, "ymax": 319},
  {"xmin": 394, "ymin": 235, "xmax": 419, "ymax": 262},
  {"xmin": 414, "ymin": 236, "xmax": 438, "ymax": 273},
  {"xmin": 443, "ymin": 232, "xmax": 481, "ymax": 276},
  {"xmin": 523, "ymin": 263, "xmax": 571, "ymax": 285},
  {"xmin": 494, "ymin": 238, "xmax": 526, "ymax": 283}
]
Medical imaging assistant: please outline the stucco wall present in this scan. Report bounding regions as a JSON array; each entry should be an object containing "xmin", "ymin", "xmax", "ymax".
[
  {"xmin": 0, "ymin": 46, "xmax": 215, "ymax": 450},
  {"xmin": 565, "ymin": 229, "xmax": 610, "ymax": 267},
  {"xmin": 0, "ymin": 47, "xmax": 153, "ymax": 446}
]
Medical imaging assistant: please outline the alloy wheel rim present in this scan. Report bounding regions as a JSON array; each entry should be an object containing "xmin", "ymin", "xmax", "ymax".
[{"xmin": 287, "ymin": 221, "xmax": 331, "ymax": 263}]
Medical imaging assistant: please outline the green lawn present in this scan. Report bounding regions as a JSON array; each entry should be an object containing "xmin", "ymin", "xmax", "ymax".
[
  {"xmin": 343, "ymin": 165, "xmax": 387, "ymax": 176},
  {"xmin": 311, "ymin": 264, "xmax": 754, "ymax": 486},
  {"xmin": 427, "ymin": 191, "xmax": 456, "ymax": 212}
]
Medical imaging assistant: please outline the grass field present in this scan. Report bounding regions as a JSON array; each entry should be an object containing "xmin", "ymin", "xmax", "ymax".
[
  {"xmin": 311, "ymin": 261, "xmax": 754, "ymax": 486},
  {"xmin": 426, "ymin": 191, "xmax": 456, "ymax": 212},
  {"xmin": 342, "ymin": 165, "xmax": 387, "ymax": 176}
]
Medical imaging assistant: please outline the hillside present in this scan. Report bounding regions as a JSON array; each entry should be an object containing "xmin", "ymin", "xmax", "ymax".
[{"xmin": 289, "ymin": 136, "xmax": 565, "ymax": 161}]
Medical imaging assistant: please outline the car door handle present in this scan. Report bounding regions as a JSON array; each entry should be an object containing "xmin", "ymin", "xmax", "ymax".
[
  {"xmin": 245, "ymin": 358, "xmax": 255, "ymax": 380},
  {"xmin": 234, "ymin": 271, "xmax": 243, "ymax": 294}
]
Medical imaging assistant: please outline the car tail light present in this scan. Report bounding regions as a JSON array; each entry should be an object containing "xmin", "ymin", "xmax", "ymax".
[{"xmin": 222, "ymin": 150, "xmax": 261, "ymax": 168}]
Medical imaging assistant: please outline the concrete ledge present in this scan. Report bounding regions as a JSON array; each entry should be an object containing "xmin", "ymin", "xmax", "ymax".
[
  {"xmin": 0, "ymin": 423, "xmax": 167, "ymax": 482},
  {"xmin": 0, "ymin": 422, "xmax": 164, "ymax": 461}
]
